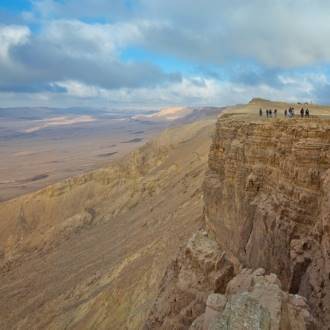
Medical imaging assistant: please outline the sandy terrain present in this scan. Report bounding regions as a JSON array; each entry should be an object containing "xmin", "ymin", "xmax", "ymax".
[
  {"xmin": 0, "ymin": 115, "xmax": 164, "ymax": 201},
  {"xmin": 0, "ymin": 118, "xmax": 215, "ymax": 329},
  {"xmin": 23, "ymin": 115, "xmax": 97, "ymax": 133},
  {"xmin": 0, "ymin": 106, "xmax": 220, "ymax": 201},
  {"xmin": 133, "ymin": 106, "xmax": 193, "ymax": 121}
]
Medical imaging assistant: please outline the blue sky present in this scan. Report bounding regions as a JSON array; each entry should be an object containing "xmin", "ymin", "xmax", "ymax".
[
  {"xmin": 1, "ymin": 0, "xmax": 330, "ymax": 109},
  {"xmin": 0, "ymin": 0, "xmax": 32, "ymax": 12}
]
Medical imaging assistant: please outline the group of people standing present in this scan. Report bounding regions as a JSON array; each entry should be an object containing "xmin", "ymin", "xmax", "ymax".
[
  {"xmin": 259, "ymin": 107, "xmax": 310, "ymax": 118},
  {"xmin": 259, "ymin": 108, "xmax": 278, "ymax": 118}
]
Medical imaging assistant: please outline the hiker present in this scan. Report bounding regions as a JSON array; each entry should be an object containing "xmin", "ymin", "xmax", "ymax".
[
  {"xmin": 259, "ymin": 108, "xmax": 263, "ymax": 116},
  {"xmin": 274, "ymin": 109, "xmax": 277, "ymax": 117},
  {"xmin": 284, "ymin": 109, "xmax": 288, "ymax": 117},
  {"xmin": 305, "ymin": 108, "xmax": 310, "ymax": 117},
  {"xmin": 269, "ymin": 109, "xmax": 272, "ymax": 117},
  {"xmin": 300, "ymin": 108, "xmax": 304, "ymax": 118}
]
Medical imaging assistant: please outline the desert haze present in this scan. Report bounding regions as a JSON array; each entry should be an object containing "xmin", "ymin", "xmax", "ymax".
[{"xmin": 0, "ymin": 106, "xmax": 216, "ymax": 201}]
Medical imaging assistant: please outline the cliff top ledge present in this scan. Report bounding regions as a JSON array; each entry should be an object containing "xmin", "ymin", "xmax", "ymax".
[{"xmin": 223, "ymin": 98, "xmax": 330, "ymax": 121}]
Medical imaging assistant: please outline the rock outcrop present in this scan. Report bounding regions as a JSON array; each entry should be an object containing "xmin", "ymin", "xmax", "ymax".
[
  {"xmin": 193, "ymin": 268, "xmax": 315, "ymax": 330},
  {"xmin": 146, "ymin": 231, "xmax": 315, "ymax": 330},
  {"xmin": 144, "ymin": 230, "xmax": 239, "ymax": 329},
  {"xmin": 203, "ymin": 116, "xmax": 330, "ymax": 327}
]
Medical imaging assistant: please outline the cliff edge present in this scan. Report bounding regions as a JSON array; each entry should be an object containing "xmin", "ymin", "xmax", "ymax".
[{"xmin": 146, "ymin": 113, "xmax": 330, "ymax": 329}]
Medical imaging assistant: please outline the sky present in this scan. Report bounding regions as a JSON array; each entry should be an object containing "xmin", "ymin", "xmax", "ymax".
[{"xmin": 1, "ymin": 0, "xmax": 330, "ymax": 109}]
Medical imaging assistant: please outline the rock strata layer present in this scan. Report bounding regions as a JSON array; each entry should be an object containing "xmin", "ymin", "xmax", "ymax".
[
  {"xmin": 204, "ymin": 117, "xmax": 330, "ymax": 327},
  {"xmin": 146, "ymin": 116, "xmax": 330, "ymax": 329}
]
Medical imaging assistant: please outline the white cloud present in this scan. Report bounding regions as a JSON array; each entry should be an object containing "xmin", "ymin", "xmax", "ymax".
[
  {"xmin": 0, "ymin": 25, "xmax": 30, "ymax": 61},
  {"xmin": 0, "ymin": 20, "xmax": 178, "ymax": 93},
  {"xmin": 31, "ymin": 0, "xmax": 330, "ymax": 67},
  {"xmin": 134, "ymin": 0, "xmax": 330, "ymax": 67},
  {"xmin": 0, "ymin": 73, "xmax": 325, "ymax": 108},
  {"xmin": 55, "ymin": 76, "xmax": 313, "ymax": 109},
  {"xmin": 42, "ymin": 20, "xmax": 141, "ymax": 58},
  {"xmin": 2, "ymin": 1, "xmax": 330, "ymax": 107},
  {"xmin": 54, "ymin": 80, "xmax": 106, "ymax": 98}
]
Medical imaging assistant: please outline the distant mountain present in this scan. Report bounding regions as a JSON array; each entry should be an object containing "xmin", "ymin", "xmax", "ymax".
[{"xmin": 248, "ymin": 97, "xmax": 271, "ymax": 104}]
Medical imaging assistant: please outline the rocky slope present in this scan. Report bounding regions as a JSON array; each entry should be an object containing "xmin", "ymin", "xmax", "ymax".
[
  {"xmin": 0, "ymin": 118, "xmax": 216, "ymax": 329},
  {"xmin": 146, "ymin": 109, "xmax": 330, "ymax": 329}
]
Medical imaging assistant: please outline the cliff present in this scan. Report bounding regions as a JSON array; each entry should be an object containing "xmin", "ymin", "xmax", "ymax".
[
  {"xmin": 204, "ymin": 115, "xmax": 330, "ymax": 326},
  {"xmin": 146, "ymin": 113, "xmax": 330, "ymax": 329}
]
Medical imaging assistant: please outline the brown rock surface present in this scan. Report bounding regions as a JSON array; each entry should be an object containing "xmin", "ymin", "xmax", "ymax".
[
  {"xmin": 145, "ymin": 239, "xmax": 315, "ymax": 330},
  {"xmin": 144, "ymin": 230, "xmax": 238, "ymax": 329},
  {"xmin": 204, "ymin": 115, "xmax": 330, "ymax": 327},
  {"xmin": 200, "ymin": 269, "xmax": 315, "ymax": 330}
]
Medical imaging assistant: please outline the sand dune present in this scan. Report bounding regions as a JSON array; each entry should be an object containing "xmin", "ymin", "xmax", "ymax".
[
  {"xmin": 133, "ymin": 107, "xmax": 193, "ymax": 121},
  {"xmin": 23, "ymin": 115, "xmax": 97, "ymax": 133}
]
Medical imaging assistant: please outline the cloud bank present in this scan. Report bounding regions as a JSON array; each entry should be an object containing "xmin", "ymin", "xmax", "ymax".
[{"xmin": 1, "ymin": 0, "xmax": 330, "ymax": 108}]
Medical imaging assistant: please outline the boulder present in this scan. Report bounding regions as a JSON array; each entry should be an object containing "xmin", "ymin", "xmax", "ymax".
[{"xmin": 194, "ymin": 269, "xmax": 315, "ymax": 330}]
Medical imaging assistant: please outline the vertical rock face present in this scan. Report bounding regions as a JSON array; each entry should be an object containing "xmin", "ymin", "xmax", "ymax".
[{"xmin": 203, "ymin": 116, "xmax": 330, "ymax": 326}]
